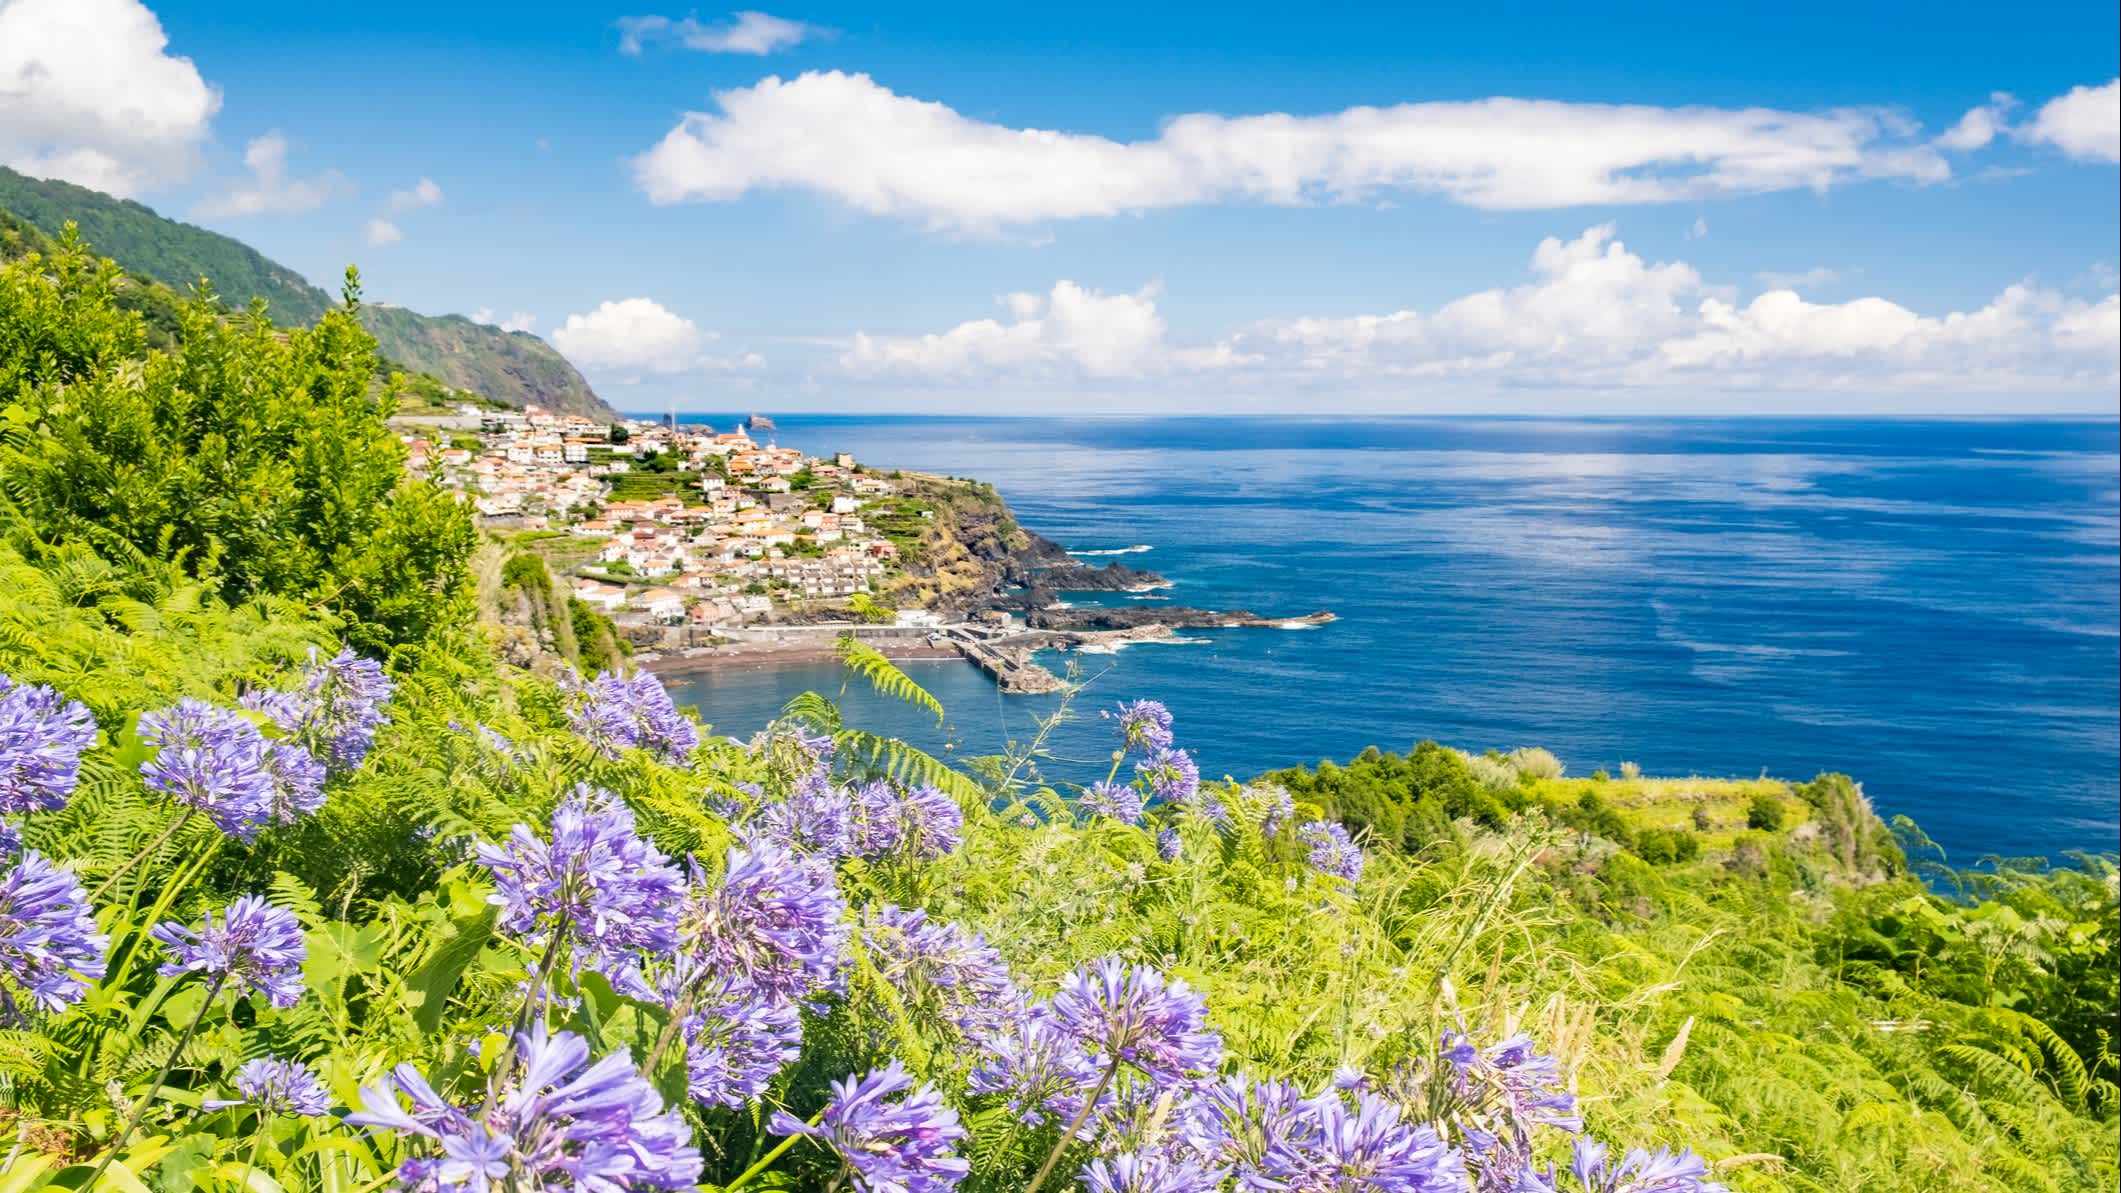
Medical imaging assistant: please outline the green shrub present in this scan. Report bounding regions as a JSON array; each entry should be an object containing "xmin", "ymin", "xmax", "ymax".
[{"xmin": 1747, "ymin": 793, "xmax": 1787, "ymax": 831}]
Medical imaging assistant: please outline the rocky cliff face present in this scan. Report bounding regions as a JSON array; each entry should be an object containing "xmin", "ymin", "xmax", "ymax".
[{"xmin": 886, "ymin": 478, "xmax": 1168, "ymax": 614}]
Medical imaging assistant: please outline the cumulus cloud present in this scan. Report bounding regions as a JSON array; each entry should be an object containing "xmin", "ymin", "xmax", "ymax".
[
  {"xmin": 551, "ymin": 297, "xmax": 763, "ymax": 379},
  {"xmin": 471, "ymin": 307, "xmax": 537, "ymax": 334},
  {"xmin": 1936, "ymin": 93, "xmax": 2015, "ymax": 151},
  {"xmin": 2020, "ymin": 79, "xmax": 2120, "ymax": 163},
  {"xmin": 0, "ymin": 0, "xmax": 219, "ymax": 197},
  {"xmin": 388, "ymin": 177, "xmax": 444, "ymax": 211},
  {"xmin": 633, "ymin": 71, "xmax": 1962, "ymax": 232},
  {"xmin": 845, "ymin": 281, "xmax": 1249, "ymax": 381},
  {"xmin": 364, "ymin": 218, "xmax": 401, "ymax": 246},
  {"xmin": 193, "ymin": 132, "xmax": 349, "ymax": 218},
  {"xmin": 618, "ymin": 11, "xmax": 816, "ymax": 55},
  {"xmin": 840, "ymin": 225, "xmax": 2118, "ymax": 396}
]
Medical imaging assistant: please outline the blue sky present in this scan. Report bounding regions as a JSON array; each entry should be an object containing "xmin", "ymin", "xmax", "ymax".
[{"xmin": 3, "ymin": 1, "xmax": 2117, "ymax": 413}]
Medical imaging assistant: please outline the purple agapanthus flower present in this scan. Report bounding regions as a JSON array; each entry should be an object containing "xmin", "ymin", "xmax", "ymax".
[
  {"xmin": 139, "ymin": 699, "xmax": 279, "ymax": 840},
  {"xmin": 242, "ymin": 648, "xmax": 395, "ymax": 774},
  {"xmin": 966, "ymin": 1006, "xmax": 1105, "ymax": 1127},
  {"xmin": 474, "ymin": 787, "xmax": 684, "ymax": 992},
  {"xmin": 768, "ymin": 1060, "xmax": 969, "ymax": 1193},
  {"xmin": 350, "ymin": 1026, "xmax": 702, "ymax": 1191},
  {"xmin": 1189, "ymin": 1075, "xmax": 1312, "ymax": 1181},
  {"xmin": 259, "ymin": 740, "xmax": 327, "ymax": 825},
  {"xmin": 1135, "ymin": 749, "xmax": 1199, "ymax": 806},
  {"xmin": 680, "ymin": 972, "xmax": 803, "ymax": 1109},
  {"xmin": 151, "ymin": 894, "xmax": 307, "ymax": 1008},
  {"xmin": 750, "ymin": 765, "xmax": 858, "ymax": 857},
  {"xmin": 1531, "ymin": 1139, "xmax": 1728, "ymax": 1193},
  {"xmin": 567, "ymin": 671, "xmax": 700, "ymax": 765},
  {"xmin": 1081, "ymin": 1152, "xmax": 1228, "ymax": 1193},
  {"xmin": 863, "ymin": 905, "xmax": 1019, "ymax": 1036},
  {"xmin": 1260, "ymin": 1092, "xmax": 1466, "ymax": 1193},
  {"xmin": 679, "ymin": 841, "xmax": 848, "ymax": 1003},
  {"xmin": 1112, "ymin": 700, "xmax": 1175, "ymax": 754},
  {"xmin": 0, "ymin": 675, "xmax": 97, "ymax": 815},
  {"xmin": 1081, "ymin": 780, "xmax": 1146, "ymax": 826},
  {"xmin": 849, "ymin": 781, "xmax": 963, "ymax": 861},
  {"xmin": 0, "ymin": 850, "xmax": 108, "ymax": 1012},
  {"xmin": 0, "ymin": 818, "xmax": 19, "ymax": 859},
  {"xmin": 1254, "ymin": 784, "xmax": 1296, "ymax": 839},
  {"xmin": 1157, "ymin": 826, "xmax": 1183, "ymax": 862},
  {"xmin": 206, "ymin": 1056, "xmax": 333, "ymax": 1116},
  {"xmin": 1048, "ymin": 956, "xmax": 1223, "ymax": 1085},
  {"xmin": 1298, "ymin": 821, "xmax": 1364, "ymax": 883}
]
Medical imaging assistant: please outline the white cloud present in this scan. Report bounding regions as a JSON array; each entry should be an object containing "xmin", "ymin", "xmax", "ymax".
[
  {"xmin": 1686, "ymin": 217, "xmax": 1708, "ymax": 240},
  {"xmin": 471, "ymin": 307, "xmax": 537, "ymax": 334},
  {"xmin": 845, "ymin": 281, "xmax": 1246, "ymax": 381},
  {"xmin": 840, "ymin": 225, "xmax": 2118, "ymax": 396},
  {"xmin": 1756, "ymin": 266, "xmax": 1840, "ymax": 290},
  {"xmin": 551, "ymin": 297, "xmax": 763, "ymax": 378},
  {"xmin": 618, "ymin": 11, "xmax": 816, "ymax": 55},
  {"xmin": 364, "ymin": 218, "xmax": 401, "ymax": 246},
  {"xmin": 1937, "ymin": 93, "xmax": 2015, "ymax": 151},
  {"xmin": 193, "ymin": 132, "xmax": 349, "ymax": 218},
  {"xmin": 634, "ymin": 71, "xmax": 1958, "ymax": 232},
  {"xmin": 388, "ymin": 177, "xmax": 444, "ymax": 211},
  {"xmin": 0, "ymin": 0, "xmax": 219, "ymax": 197},
  {"xmin": 2020, "ymin": 79, "xmax": 2120, "ymax": 163}
]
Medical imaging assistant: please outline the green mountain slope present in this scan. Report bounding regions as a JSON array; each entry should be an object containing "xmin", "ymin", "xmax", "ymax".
[
  {"xmin": 357, "ymin": 304, "xmax": 615, "ymax": 419},
  {"xmin": 0, "ymin": 166, "xmax": 612, "ymax": 418},
  {"xmin": 0, "ymin": 165, "xmax": 333, "ymax": 324}
]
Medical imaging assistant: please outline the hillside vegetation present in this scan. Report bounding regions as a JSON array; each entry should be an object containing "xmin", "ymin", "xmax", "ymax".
[
  {"xmin": 0, "ymin": 228, "xmax": 2112, "ymax": 1193},
  {"xmin": 0, "ymin": 167, "xmax": 610, "ymax": 418}
]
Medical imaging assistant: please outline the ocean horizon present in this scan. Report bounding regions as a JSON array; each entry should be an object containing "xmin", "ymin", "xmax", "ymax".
[{"xmin": 652, "ymin": 414, "xmax": 2120, "ymax": 865}]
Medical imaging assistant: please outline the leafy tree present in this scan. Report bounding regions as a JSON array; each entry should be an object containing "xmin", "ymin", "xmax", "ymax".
[
  {"xmin": 0, "ymin": 233, "xmax": 475, "ymax": 653},
  {"xmin": 1747, "ymin": 792, "xmax": 1788, "ymax": 831}
]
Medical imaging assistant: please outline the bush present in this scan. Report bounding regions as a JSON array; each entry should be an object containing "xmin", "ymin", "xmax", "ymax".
[
  {"xmin": 1507, "ymin": 746, "xmax": 1564, "ymax": 780},
  {"xmin": 1747, "ymin": 793, "xmax": 1788, "ymax": 831},
  {"xmin": 1635, "ymin": 827, "xmax": 1701, "ymax": 865}
]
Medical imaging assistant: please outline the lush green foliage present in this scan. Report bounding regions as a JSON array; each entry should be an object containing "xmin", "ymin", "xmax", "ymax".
[
  {"xmin": 354, "ymin": 305, "xmax": 613, "ymax": 419},
  {"xmin": 0, "ymin": 234, "xmax": 477, "ymax": 654}
]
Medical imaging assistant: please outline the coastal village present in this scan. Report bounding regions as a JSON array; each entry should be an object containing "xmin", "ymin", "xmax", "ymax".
[{"xmin": 400, "ymin": 406, "xmax": 941, "ymax": 635}]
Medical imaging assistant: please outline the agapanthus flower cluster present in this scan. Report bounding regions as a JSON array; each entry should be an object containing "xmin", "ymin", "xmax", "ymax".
[
  {"xmin": 1524, "ymin": 1139, "xmax": 1728, "ymax": 1193},
  {"xmin": 1253, "ymin": 784, "xmax": 1296, "ymax": 838},
  {"xmin": 475, "ymin": 787, "xmax": 684, "ymax": 992},
  {"xmin": 769, "ymin": 1060, "xmax": 968, "ymax": 1193},
  {"xmin": 242, "ymin": 648, "xmax": 394, "ymax": 774},
  {"xmin": 139, "ymin": 698, "xmax": 322, "ymax": 840},
  {"xmin": 1135, "ymin": 748, "xmax": 1200, "ymax": 806},
  {"xmin": 566, "ymin": 670, "xmax": 700, "ymax": 765},
  {"xmin": 1048, "ymin": 955, "xmax": 1223, "ymax": 1085},
  {"xmin": 0, "ymin": 675, "xmax": 96, "ymax": 815},
  {"xmin": 668, "ymin": 968, "xmax": 803, "ymax": 1109},
  {"xmin": 1268, "ymin": 1091, "xmax": 1466, "ymax": 1193},
  {"xmin": 0, "ymin": 850, "xmax": 108, "ymax": 1012},
  {"xmin": 1081, "ymin": 780, "xmax": 1146, "ymax": 826},
  {"xmin": 966, "ymin": 1007, "xmax": 1109, "ymax": 1127},
  {"xmin": 1158, "ymin": 826, "xmax": 1184, "ymax": 862},
  {"xmin": 206, "ymin": 1056, "xmax": 333, "ymax": 1116},
  {"xmin": 1298, "ymin": 820, "xmax": 1365, "ymax": 883},
  {"xmin": 350, "ymin": 1027, "xmax": 701, "ymax": 1192},
  {"xmin": 749, "ymin": 764, "xmax": 858, "ymax": 856},
  {"xmin": 1112, "ymin": 699, "xmax": 1175, "ymax": 754},
  {"xmin": 151, "ymin": 894, "xmax": 307, "ymax": 1008},
  {"xmin": 0, "ymin": 819, "xmax": 19, "ymax": 859},
  {"xmin": 862, "ymin": 905, "xmax": 1019, "ymax": 1036},
  {"xmin": 679, "ymin": 841, "xmax": 849, "ymax": 1002},
  {"xmin": 851, "ymin": 780, "xmax": 963, "ymax": 861},
  {"xmin": 1081, "ymin": 1152, "xmax": 1228, "ymax": 1193}
]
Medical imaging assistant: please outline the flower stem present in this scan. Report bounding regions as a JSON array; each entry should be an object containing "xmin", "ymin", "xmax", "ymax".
[
  {"xmin": 89, "ymin": 809, "xmax": 194, "ymax": 903},
  {"xmin": 724, "ymin": 1112, "xmax": 819, "ymax": 1192},
  {"xmin": 641, "ymin": 991, "xmax": 695, "ymax": 1078},
  {"xmin": 84, "ymin": 972, "xmax": 227, "ymax": 1190},
  {"xmin": 1022, "ymin": 1058, "xmax": 1120, "ymax": 1193}
]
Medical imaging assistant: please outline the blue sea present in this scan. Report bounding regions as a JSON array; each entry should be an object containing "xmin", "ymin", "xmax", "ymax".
[{"xmin": 655, "ymin": 417, "xmax": 2120, "ymax": 864}]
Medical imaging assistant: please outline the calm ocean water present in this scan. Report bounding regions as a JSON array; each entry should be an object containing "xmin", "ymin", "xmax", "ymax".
[{"xmin": 656, "ymin": 416, "xmax": 2120, "ymax": 864}]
